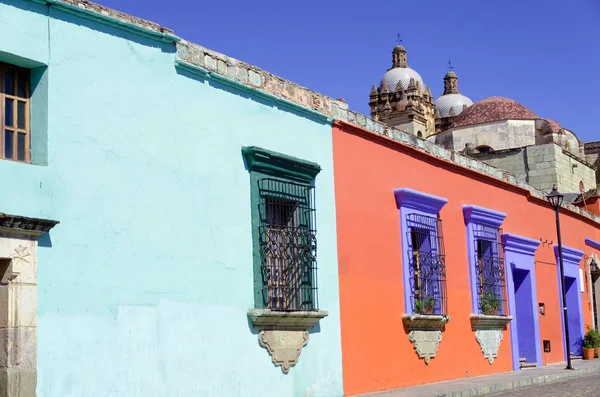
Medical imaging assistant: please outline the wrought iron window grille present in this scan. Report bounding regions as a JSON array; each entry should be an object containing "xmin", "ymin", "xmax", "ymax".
[
  {"xmin": 258, "ymin": 178, "xmax": 318, "ymax": 311},
  {"xmin": 473, "ymin": 224, "xmax": 507, "ymax": 316},
  {"xmin": 406, "ymin": 213, "xmax": 447, "ymax": 315}
]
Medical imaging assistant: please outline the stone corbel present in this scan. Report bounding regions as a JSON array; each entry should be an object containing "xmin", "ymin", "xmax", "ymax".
[
  {"xmin": 402, "ymin": 314, "xmax": 450, "ymax": 364},
  {"xmin": 470, "ymin": 314, "xmax": 512, "ymax": 364},
  {"xmin": 248, "ymin": 309, "xmax": 328, "ymax": 374}
]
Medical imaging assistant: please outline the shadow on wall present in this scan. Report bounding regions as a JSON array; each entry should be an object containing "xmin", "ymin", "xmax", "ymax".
[
  {"xmin": 174, "ymin": 66, "xmax": 331, "ymax": 127},
  {"xmin": 38, "ymin": 232, "xmax": 52, "ymax": 248}
]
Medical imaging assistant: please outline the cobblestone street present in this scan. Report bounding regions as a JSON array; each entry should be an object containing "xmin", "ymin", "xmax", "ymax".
[{"xmin": 491, "ymin": 373, "xmax": 600, "ymax": 396}]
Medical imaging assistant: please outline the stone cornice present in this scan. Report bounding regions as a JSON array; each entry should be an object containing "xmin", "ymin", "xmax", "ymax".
[
  {"xmin": 241, "ymin": 146, "xmax": 321, "ymax": 184},
  {"xmin": 554, "ymin": 245, "xmax": 584, "ymax": 265},
  {"xmin": 463, "ymin": 205, "xmax": 507, "ymax": 228},
  {"xmin": 470, "ymin": 314, "xmax": 513, "ymax": 330},
  {"xmin": 247, "ymin": 309, "xmax": 328, "ymax": 331},
  {"xmin": 32, "ymin": 0, "xmax": 180, "ymax": 43},
  {"xmin": 585, "ymin": 238, "xmax": 600, "ymax": 250},
  {"xmin": 394, "ymin": 188, "xmax": 448, "ymax": 214},
  {"xmin": 0, "ymin": 213, "xmax": 59, "ymax": 237},
  {"xmin": 501, "ymin": 233, "xmax": 541, "ymax": 255}
]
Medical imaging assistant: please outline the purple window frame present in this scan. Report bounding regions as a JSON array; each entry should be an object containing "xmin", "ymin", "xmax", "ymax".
[
  {"xmin": 463, "ymin": 205, "xmax": 507, "ymax": 314},
  {"xmin": 394, "ymin": 188, "xmax": 448, "ymax": 314}
]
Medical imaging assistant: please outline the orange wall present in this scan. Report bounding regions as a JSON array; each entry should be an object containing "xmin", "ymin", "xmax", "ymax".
[{"xmin": 332, "ymin": 122, "xmax": 600, "ymax": 395}]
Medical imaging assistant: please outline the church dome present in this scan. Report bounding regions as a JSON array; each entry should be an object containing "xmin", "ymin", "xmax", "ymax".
[
  {"xmin": 380, "ymin": 67, "xmax": 425, "ymax": 93},
  {"xmin": 435, "ymin": 94, "xmax": 473, "ymax": 118},
  {"xmin": 453, "ymin": 96, "xmax": 538, "ymax": 128}
]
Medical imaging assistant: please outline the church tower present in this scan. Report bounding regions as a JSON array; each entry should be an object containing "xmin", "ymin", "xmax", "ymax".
[
  {"xmin": 369, "ymin": 44, "xmax": 435, "ymax": 138},
  {"xmin": 434, "ymin": 67, "xmax": 473, "ymax": 133}
]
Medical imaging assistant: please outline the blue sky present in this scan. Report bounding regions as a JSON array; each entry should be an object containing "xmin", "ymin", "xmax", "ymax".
[{"xmin": 99, "ymin": 0, "xmax": 600, "ymax": 142}]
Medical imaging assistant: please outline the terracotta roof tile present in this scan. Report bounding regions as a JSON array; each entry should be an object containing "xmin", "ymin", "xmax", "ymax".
[{"xmin": 453, "ymin": 96, "xmax": 538, "ymax": 127}]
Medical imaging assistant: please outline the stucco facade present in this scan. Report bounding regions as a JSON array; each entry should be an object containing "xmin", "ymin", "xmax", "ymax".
[
  {"xmin": 333, "ymin": 120, "xmax": 600, "ymax": 395},
  {"xmin": 0, "ymin": 1, "xmax": 343, "ymax": 396}
]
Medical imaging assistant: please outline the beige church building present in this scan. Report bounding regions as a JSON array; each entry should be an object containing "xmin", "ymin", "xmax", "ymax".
[{"xmin": 369, "ymin": 44, "xmax": 599, "ymax": 194}]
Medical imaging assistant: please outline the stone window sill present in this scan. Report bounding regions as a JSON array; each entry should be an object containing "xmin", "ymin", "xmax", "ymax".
[
  {"xmin": 470, "ymin": 313, "xmax": 513, "ymax": 330},
  {"xmin": 247, "ymin": 308, "xmax": 328, "ymax": 330},
  {"xmin": 402, "ymin": 313, "xmax": 451, "ymax": 331}
]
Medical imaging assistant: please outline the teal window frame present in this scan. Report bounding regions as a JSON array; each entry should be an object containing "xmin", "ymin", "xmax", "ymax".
[{"xmin": 242, "ymin": 146, "xmax": 321, "ymax": 311}]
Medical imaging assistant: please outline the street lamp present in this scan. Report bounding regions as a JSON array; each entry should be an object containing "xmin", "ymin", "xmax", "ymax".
[{"xmin": 546, "ymin": 184, "xmax": 573, "ymax": 370}]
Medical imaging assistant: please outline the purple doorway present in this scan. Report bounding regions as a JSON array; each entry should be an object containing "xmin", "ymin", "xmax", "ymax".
[{"xmin": 513, "ymin": 268, "xmax": 537, "ymax": 364}]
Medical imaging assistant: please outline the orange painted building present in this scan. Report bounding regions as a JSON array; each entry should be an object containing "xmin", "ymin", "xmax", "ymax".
[{"xmin": 332, "ymin": 120, "xmax": 600, "ymax": 395}]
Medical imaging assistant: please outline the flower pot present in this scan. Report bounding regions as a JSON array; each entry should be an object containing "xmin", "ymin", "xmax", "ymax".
[
  {"xmin": 583, "ymin": 348, "xmax": 595, "ymax": 360},
  {"xmin": 484, "ymin": 308, "xmax": 498, "ymax": 316}
]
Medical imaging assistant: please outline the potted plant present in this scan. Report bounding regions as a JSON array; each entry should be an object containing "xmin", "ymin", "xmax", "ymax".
[
  {"xmin": 582, "ymin": 326, "xmax": 599, "ymax": 360},
  {"xmin": 480, "ymin": 291, "xmax": 500, "ymax": 316},
  {"xmin": 415, "ymin": 296, "xmax": 437, "ymax": 315}
]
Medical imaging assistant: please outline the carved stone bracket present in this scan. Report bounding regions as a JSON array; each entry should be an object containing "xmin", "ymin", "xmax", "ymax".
[
  {"xmin": 475, "ymin": 330, "xmax": 503, "ymax": 364},
  {"xmin": 258, "ymin": 330, "xmax": 309, "ymax": 374},
  {"xmin": 402, "ymin": 314, "xmax": 450, "ymax": 364},
  {"xmin": 470, "ymin": 314, "xmax": 512, "ymax": 364},
  {"xmin": 407, "ymin": 330, "xmax": 442, "ymax": 364},
  {"xmin": 248, "ymin": 309, "xmax": 328, "ymax": 374}
]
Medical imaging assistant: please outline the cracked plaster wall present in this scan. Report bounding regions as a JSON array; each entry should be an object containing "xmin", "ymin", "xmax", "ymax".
[{"xmin": 0, "ymin": 2, "xmax": 342, "ymax": 396}]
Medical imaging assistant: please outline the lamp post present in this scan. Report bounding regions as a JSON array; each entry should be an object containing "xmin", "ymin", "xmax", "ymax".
[{"xmin": 546, "ymin": 184, "xmax": 573, "ymax": 370}]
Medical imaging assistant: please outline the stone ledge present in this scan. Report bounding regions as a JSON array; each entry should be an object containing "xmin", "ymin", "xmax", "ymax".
[
  {"xmin": 470, "ymin": 314, "xmax": 513, "ymax": 330},
  {"xmin": 0, "ymin": 213, "xmax": 59, "ymax": 237},
  {"xmin": 247, "ymin": 309, "xmax": 328, "ymax": 330},
  {"xmin": 402, "ymin": 313, "xmax": 451, "ymax": 331}
]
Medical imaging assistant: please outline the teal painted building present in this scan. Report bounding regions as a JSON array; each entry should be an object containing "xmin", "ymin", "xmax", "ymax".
[{"xmin": 0, "ymin": 0, "xmax": 343, "ymax": 395}]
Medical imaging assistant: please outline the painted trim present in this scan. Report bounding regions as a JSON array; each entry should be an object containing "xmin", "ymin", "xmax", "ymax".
[
  {"xmin": 175, "ymin": 59, "xmax": 333, "ymax": 125},
  {"xmin": 585, "ymin": 238, "xmax": 600, "ymax": 250},
  {"xmin": 242, "ymin": 146, "xmax": 321, "ymax": 184},
  {"xmin": 30, "ymin": 0, "xmax": 181, "ymax": 43},
  {"xmin": 394, "ymin": 188, "xmax": 448, "ymax": 213},
  {"xmin": 502, "ymin": 234, "xmax": 541, "ymax": 259},
  {"xmin": 243, "ymin": 150, "xmax": 320, "ymax": 309},
  {"xmin": 463, "ymin": 205, "xmax": 507, "ymax": 228},
  {"xmin": 502, "ymin": 233, "xmax": 542, "ymax": 370},
  {"xmin": 554, "ymin": 245, "xmax": 585, "ymax": 266},
  {"xmin": 463, "ymin": 205, "xmax": 507, "ymax": 313},
  {"xmin": 553, "ymin": 244, "xmax": 585, "ymax": 361},
  {"xmin": 396, "ymin": 189, "xmax": 448, "ymax": 314}
]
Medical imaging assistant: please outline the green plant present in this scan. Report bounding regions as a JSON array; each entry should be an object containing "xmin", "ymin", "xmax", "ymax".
[
  {"xmin": 480, "ymin": 291, "xmax": 500, "ymax": 315},
  {"xmin": 415, "ymin": 296, "xmax": 437, "ymax": 314},
  {"xmin": 583, "ymin": 326, "xmax": 600, "ymax": 349}
]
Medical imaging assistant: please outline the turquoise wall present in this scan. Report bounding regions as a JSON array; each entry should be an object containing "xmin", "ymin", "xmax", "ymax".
[{"xmin": 0, "ymin": 1, "xmax": 343, "ymax": 396}]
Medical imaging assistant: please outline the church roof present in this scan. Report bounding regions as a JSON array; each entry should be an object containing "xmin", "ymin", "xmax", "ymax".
[
  {"xmin": 453, "ymin": 96, "xmax": 538, "ymax": 127},
  {"xmin": 544, "ymin": 119, "xmax": 562, "ymax": 133}
]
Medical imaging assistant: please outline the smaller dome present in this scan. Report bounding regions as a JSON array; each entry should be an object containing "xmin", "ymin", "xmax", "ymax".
[
  {"xmin": 435, "ymin": 94, "xmax": 473, "ymax": 118},
  {"xmin": 453, "ymin": 96, "xmax": 538, "ymax": 128},
  {"xmin": 380, "ymin": 67, "xmax": 425, "ymax": 93},
  {"xmin": 393, "ymin": 45, "xmax": 406, "ymax": 53}
]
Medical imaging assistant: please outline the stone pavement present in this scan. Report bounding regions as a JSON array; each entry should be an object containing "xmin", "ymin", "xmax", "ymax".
[
  {"xmin": 492, "ymin": 373, "xmax": 600, "ymax": 396},
  {"xmin": 354, "ymin": 359, "xmax": 600, "ymax": 397}
]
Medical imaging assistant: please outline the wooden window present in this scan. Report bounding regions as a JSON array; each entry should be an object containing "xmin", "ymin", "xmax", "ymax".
[
  {"xmin": 258, "ymin": 178, "xmax": 317, "ymax": 311},
  {"xmin": 473, "ymin": 224, "xmax": 506, "ymax": 315},
  {"xmin": 406, "ymin": 214, "xmax": 447, "ymax": 315},
  {"xmin": 0, "ymin": 62, "xmax": 30, "ymax": 163}
]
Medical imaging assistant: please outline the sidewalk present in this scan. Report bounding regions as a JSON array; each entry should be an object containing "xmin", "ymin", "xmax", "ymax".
[{"xmin": 353, "ymin": 360, "xmax": 600, "ymax": 397}]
